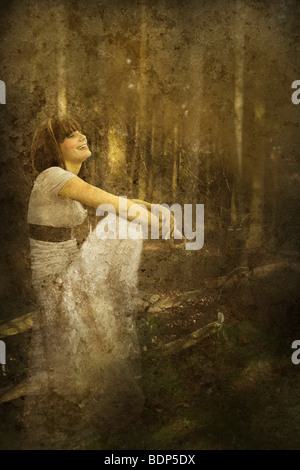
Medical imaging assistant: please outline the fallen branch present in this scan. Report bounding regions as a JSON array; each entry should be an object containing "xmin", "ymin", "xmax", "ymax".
[
  {"xmin": 0, "ymin": 313, "xmax": 225, "ymax": 403},
  {"xmin": 0, "ymin": 312, "xmax": 33, "ymax": 338},
  {"xmin": 0, "ymin": 380, "xmax": 27, "ymax": 403},
  {"xmin": 0, "ymin": 288, "xmax": 216, "ymax": 337},
  {"xmin": 144, "ymin": 287, "xmax": 215, "ymax": 314},
  {"xmin": 159, "ymin": 312, "xmax": 224, "ymax": 355},
  {"xmin": 2, "ymin": 261, "xmax": 297, "ymax": 338}
]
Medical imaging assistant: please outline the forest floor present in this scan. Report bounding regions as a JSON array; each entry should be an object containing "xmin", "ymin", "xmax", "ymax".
[
  {"xmin": 93, "ymin": 295, "xmax": 300, "ymax": 450},
  {"xmin": 0, "ymin": 241, "xmax": 300, "ymax": 450}
]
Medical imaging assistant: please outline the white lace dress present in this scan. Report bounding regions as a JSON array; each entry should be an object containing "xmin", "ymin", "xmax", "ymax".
[{"xmin": 23, "ymin": 167, "xmax": 144, "ymax": 449}]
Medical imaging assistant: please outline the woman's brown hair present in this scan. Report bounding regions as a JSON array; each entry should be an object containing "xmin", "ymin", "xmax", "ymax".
[{"xmin": 31, "ymin": 116, "xmax": 82, "ymax": 173}]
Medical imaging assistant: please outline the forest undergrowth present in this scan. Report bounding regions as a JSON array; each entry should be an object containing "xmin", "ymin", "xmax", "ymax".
[
  {"xmin": 90, "ymin": 293, "xmax": 300, "ymax": 450},
  {"xmin": 0, "ymin": 247, "xmax": 299, "ymax": 450}
]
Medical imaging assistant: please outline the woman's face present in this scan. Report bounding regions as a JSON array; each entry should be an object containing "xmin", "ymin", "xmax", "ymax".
[{"xmin": 59, "ymin": 130, "xmax": 91, "ymax": 166}]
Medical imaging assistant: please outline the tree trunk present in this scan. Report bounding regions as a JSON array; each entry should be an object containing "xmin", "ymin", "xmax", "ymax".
[
  {"xmin": 172, "ymin": 124, "xmax": 180, "ymax": 199},
  {"xmin": 56, "ymin": 2, "xmax": 67, "ymax": 116},
  {"xmin": 233, "ymin": 0, "xmax": 246, "ymax": 179}
]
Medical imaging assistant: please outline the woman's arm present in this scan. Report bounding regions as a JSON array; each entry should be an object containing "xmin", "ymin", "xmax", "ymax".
[
  {"xmin": 58, "ymin": 176, "xmax": 184, "ymax": 241},
  {"xmin": 59, "ymin": 176, "xmax": 155, "ymax": 229}
]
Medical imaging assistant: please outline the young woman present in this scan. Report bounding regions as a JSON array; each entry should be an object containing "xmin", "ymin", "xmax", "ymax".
[{"xmin": 23, "ymin": 116, "xmax": 176, "ymax": 449}]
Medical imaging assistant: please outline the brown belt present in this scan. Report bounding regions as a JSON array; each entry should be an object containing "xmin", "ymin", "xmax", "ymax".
[
  {"xmin": 28, "ymin": 224, "xmax": 73, "ymax": 242},
  {"xmin": 29, "ymin": 216, "xmax": 91, "ymax": 243}
]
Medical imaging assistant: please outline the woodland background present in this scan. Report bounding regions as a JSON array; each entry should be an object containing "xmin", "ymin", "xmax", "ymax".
[{"xmin": 0, "ymin": 0, "xmax": 300, "ymax": 450}]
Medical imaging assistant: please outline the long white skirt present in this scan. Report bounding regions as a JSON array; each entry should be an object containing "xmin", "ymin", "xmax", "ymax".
[{"xmin": 23, "ymin": 227, "xmax": 144, "ymax": 449}]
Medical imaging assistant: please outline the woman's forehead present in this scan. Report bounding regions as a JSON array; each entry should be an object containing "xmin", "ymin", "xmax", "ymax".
[
  {"xmin": 55, "ymin": 120, "xmax": 81, "ymax": 139},
  {"xmin": 61, "ymin": 120, "xmax": 81, "ymax": 132}
]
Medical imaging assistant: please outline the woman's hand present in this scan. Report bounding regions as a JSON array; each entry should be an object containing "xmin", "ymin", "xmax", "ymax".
[{"xmin": 131, "ymin": 199, "xmax": 185, "ymax": 245}]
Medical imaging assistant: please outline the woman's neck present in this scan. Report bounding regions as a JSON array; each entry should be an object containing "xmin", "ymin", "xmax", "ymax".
[{"xmin": 64, "ymin": 162, "xmax": 82, "ymax": 175}]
